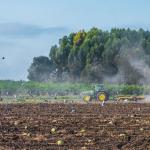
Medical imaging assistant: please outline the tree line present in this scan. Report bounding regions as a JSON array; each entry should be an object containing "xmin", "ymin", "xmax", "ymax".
[{"xmin": 28, "ymin": 28, "xmax": 150, "ymax": 84}]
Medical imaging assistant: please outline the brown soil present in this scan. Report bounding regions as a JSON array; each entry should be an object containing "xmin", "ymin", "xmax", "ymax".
[{"xmin": 0, "ymin": 103, "xmax": 150, "ymax": 150}]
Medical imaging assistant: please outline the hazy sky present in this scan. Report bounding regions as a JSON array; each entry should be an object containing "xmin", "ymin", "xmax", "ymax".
[{"xmin": 0, "ymin": 0, "xmax": 150, "ymax": 80}]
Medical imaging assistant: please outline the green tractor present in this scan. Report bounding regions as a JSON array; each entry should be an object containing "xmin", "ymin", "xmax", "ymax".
[{"xmin": 82, "ymin": 84, "xmax": 109, "ymax": 102}]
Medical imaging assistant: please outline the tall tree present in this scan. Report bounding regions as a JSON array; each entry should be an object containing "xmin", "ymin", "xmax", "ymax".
[{"xmin": 28, "ymin": 56, "xmax": 55, "ymax": 82}]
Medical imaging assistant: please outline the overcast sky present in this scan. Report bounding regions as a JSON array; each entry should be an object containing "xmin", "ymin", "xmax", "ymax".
[{"xmin": 0, "ymin": 0, "xmax": 150, "ymax": 80}]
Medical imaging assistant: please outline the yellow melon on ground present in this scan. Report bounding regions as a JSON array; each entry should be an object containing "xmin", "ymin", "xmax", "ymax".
[{"xmin": 56, "ymin": 140, "xmax": 64, "ymax": 145}]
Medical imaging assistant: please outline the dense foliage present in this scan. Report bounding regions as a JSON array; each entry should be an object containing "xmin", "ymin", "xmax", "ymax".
[
  {"xmin": 28, "ymin": 28, "xmax": 150, "ymax": 84},
  {"xmin": 27, "ymin": 56, "xmax": 55, "ymax": 82}
]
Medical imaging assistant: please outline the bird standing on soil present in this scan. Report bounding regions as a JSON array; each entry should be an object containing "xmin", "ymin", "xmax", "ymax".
[{"xmin": 70, "ymin": 106, "xmax": 76, "ymax": 113}]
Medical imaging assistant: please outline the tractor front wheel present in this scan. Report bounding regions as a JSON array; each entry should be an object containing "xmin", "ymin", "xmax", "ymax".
[{"xmin": 83, "ymin": 95, "xmax": 91, "ymax": 102}]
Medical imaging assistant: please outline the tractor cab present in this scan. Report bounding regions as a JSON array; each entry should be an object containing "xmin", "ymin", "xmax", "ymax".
[{"xmin": 94, "ymin": 84, "xmax": 106, "ymax": 93}]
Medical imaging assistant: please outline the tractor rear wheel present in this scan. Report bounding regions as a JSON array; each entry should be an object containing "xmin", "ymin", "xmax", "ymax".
[{"xmin": 97, "ymin": 92, "xmax": 108, "ymax": 102}]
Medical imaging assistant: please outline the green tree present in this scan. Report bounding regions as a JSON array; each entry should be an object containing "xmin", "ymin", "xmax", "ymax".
[
  {"xmin": 29, "ymin": 27, "xmax": 150, "ymax": 84},
  {"xmin": 28, "ymin": 56, "xmax": 55, "ymax": 82}
]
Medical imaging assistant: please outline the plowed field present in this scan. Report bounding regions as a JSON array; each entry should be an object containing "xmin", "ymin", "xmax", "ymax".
[{"xmin": 0, "ymin": 103, "xmax": 150, "ymax": 150}]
